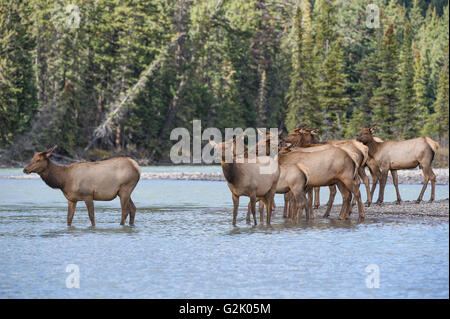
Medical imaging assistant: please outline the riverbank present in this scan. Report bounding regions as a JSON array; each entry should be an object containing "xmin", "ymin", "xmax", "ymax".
[
  {"xmin": 303, "ymin": 199, "xmax": 449, "ymax": 222},
  {"xmin": 144, "ymin": 168, "xmax": 450, "ymax": 185},
  {"xmin": 1, "ymin": 167, "xmax": 449, "ymax": 185}
]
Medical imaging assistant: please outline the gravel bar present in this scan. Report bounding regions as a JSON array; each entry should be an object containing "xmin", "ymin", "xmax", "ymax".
[
  {"xmin": 299, "ymin": 199, "xmax": 449, "ymax": 222},
  {"xmin": 3, "ymin": 168, "xmax": 449, "ymax": 185}
]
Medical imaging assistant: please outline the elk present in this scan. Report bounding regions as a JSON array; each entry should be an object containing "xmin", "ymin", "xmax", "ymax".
[
  {"xmin": 281, "ymin": 146, "xmax": 365, "ymax": 221},
  {"xmin": 284, "ymin": 128, "xmax": 372, "ymax": 211},
  {"xmin": 23, "ymin": 146, "xmax": 141, "ymax": 226},
  {"xmin": 357, "ymin": 125, "xmax": 439, "ymax": 204},
  {"xmin": 209, "ymin": 136, "xmax": 280, "ymax": 226},
  {"xmin": 247, "ymin": 129, "xmax": 311, "ymax": 222},
  {"xmin": 366, "ymin": 137, "xmax": 403, "ymax": 205}
]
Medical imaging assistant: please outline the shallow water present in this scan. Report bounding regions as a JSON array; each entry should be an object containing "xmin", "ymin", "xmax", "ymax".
[{"xmin": 0, "ymin": 167, "xmax": 448, "ymax": 298}]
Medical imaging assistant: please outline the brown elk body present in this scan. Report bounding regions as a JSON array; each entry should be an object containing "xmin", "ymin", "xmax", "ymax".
[
  {"xmin": 285, "ymin": 128, "xmax": 373, "ymax": 212},
  {"xmin": 209, "ymin": 138, "xmax": 280, "ymax": 226},
  {"xmin": 366, "ymin": 137, "xmax": 404, "ymax": 204},
  {"xmin": 357, "ymin": 126, "xmax": 439, "ymax": 204},
  {"xmin": 246, "ymin": 129, "xmax": 311, "ymax": 222},
  {"xmin": 283, "ymin": 146, "xmax": 365, "ymax": 221},
  {"xmin": 23, "ymin": 146, "xmax": 141, "ymax": 226}
]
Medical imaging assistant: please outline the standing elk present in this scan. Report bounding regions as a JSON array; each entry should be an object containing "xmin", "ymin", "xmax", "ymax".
[
  {"xmin": 284, "ymin": 128, "xmax": 372, "ymax": 211},
  {"xmin": 247, "ymin": 129, "xmax": 311, "ymax": 222},
  {"xmin": 23, "ymin": 146, "xmax": 141, "ymax": 226},
  {"xmin": 209, "ymin": 136, "xmax": 280, "ymax": 226},
  {"xmin": 281, "ymin": 145, "xmax": 365, "ymax": 221},
  {"xmin": 357, "ymin": 125, "xmax": 439, "ymax": 204}
]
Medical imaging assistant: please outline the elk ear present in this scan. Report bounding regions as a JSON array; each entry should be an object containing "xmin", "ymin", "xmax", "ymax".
[
  {"xmin": 369, "ymin": 125, "xmax": 378, "ymax": 133},
  {"xmin": 311, "ymin": 129, "xmax": 319, "ymax": 135},
  {"xmin": 45, "ymin": 145, "xmax": 57, "ymax": 157}
]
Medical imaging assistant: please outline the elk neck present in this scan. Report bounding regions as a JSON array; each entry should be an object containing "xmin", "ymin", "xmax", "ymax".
[
  {"xmin": 221, "ymin": 161, "xmax": 238, "ymax": 184},
  {"xmin": 366, "ymin": 138, "xmax": 379, "ymax": 158},
  {"xmin": 39, "ymin": 160, "xmax": 67, "ymax": 190}
]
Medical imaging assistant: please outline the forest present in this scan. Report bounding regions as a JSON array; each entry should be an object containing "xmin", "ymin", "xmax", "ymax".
[{"xmin": 0, "ymin": 0, "xmax": 448, "ymax": 166}]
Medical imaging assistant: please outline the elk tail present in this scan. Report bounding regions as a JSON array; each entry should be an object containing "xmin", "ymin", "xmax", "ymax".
[
  {"xmin": 425, "ymin": 137, "xmax": 439, "ymax": 153},
  {"xmin": 296, "ymin": 162, "xmax": 310, "ymax": 189}
]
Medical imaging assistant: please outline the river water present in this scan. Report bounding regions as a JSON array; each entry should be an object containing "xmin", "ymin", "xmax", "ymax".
[{"xmin": 0, "ymin": 167, "xmax": 448, "ymax": 298}]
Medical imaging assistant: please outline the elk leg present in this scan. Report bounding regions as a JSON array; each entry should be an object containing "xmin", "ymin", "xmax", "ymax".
[
  {"xmin": 259, "ymin": 200, "xmax": 264, "ymax": 223},
  {"xmin": 67, "ymin": 200, "xmax": 77, "ymax": 226},
  {"xmin": 250, "ymin": 196, "xmax": 257, "ymax": 226},
  {"xmin": 232, "ymin": 194, "xmax": 239, "ymax": 226},
  {"xmin": 246, "ymin": 202, "xmax": 251, "ymax": 224},
  {"xmin": 429, "ymin": 168, "xmax": 436, "ymax": 202},
  {"xmin": 128, "ymin": 199, "xmax": 136, "ymax": 225},
  {"xmin": 417, "ymin": 164, "xmax": 430, "ymax": 203},
  {"xmin": 349, "ymin": 175, "xmax": 362, "ymax": 216},
  {"xmin": 359, "ymin": 167, "xmax": 372, "ymax": 207},
  {"xmin": 390, "ymin": 169, "xmax": 402, "ymax": 204},
  {"xmin": 292, "ymin": 185, "xmax": 308, "ymax": 223},
  {"xmin": 283, "ymin": 193, "xmax": 289, "ymax": 218},
  {"xmin": 347, "ymin": 180, "xmax": 364, "ymax": 221},
  {"xmin": 323, "ymin": 185, "xmax": 337, "ymax": 218},
  {"xmin": 289, "ymin": 192, "xmax": 296, "ymax": 220},
  {"xmin": 376, "ymin": 169, "xmax": 389, "ymax": 205},
  {"xmin": 265, "ymin": 193, "xmax": 275, "ymax": 225},
  {"xmin": 305, "ymin": 188, "xmax": 313, "ymax": 220},
  {"xmin": 85, "ymin": 199, "xmax": 95, "ymax": 227},
  {"xmin": 119, "ymin": 195, "xmax": 130, "ymax": 225},
  {"xmin": 313, "ymin": 187, "xmax": 320, "ymax": 209},
  {"xmin": 336, "ymin": 182, "xmax": 350, "ymax": 220},
  {"xmin": 309, "ymin": 189, "xmax": 315, "ymax": 220},
  {"xmin": 369, "ymin": 167, "xmax": 380, "ymax": 203}
]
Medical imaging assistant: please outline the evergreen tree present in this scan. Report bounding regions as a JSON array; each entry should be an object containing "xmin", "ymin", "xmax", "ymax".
[
  {"xmin": 409, "ymin": 0, "xmax": 425, "ymax": 37},
  {"xmin": 413, "ymin": 49, "xmax": 429, "ymax": 132},
  {"xmin": 317, "ymin": 37, "xmax": 350, "ymax": 138},
  {"xmin": 285, "ymin": 1, "xmax": 320, "ymax": 132},
  {"xmin": 0, "ymin": 1, "xmax": 37, "ymax": 146},
  {"xmin": 371, "ymin": 23, "xmax": 399, "ymax": 138},
  {"xmin": 424, "ymin": 42, "xmax": 449, "ymax": 142},
  {"xmin": 396, "ymin": 24, "xmax": 417, "ymax": 138}
]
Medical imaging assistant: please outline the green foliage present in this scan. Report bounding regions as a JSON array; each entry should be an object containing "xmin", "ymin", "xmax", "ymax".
[
  {"xmin": 371, "ymin": 23, "xmax": 399, "ymax": 138},
  {"xmin": 0, "ymin": 0, "xmax": 448, "ymax": 163}
]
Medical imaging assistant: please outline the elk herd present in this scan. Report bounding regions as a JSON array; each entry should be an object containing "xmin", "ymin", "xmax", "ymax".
[
  {"xmin": 210, "ymin": 124, "xmax": 439, "ymax": 226},
  {"xmin": 22, "ymin": 125, "xmax": 439, "ymax": 226}
]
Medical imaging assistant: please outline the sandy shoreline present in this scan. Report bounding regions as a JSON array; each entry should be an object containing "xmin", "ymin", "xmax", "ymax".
[
  {"xmin": 280, "ymin": 199, "xmax": 449, "ymax": 222},
  {"xmin": 3, "ymin": 168, "xmax": 449, "ymax": 185}
]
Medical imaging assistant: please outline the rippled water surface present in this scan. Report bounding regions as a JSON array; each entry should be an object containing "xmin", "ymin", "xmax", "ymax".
[{"xmin": 0, "ymin": 167, "xmax": 448, "ymax": 298}]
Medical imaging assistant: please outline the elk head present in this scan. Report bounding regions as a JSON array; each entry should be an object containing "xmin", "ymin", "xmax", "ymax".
[
  {"xmin": 283, "ymin": 127, "xmax": 319, "ymax": 147},
  {"xmin": 357, "ymin": 125, "xmax": 377, "ymax": 145},
  {"xmin": 23, "ymin": 145, "xmax": 57, "ymax": 174},
  {"xmin": 208, "ymin": 136, "xmax": 245, "ymax": 162}
]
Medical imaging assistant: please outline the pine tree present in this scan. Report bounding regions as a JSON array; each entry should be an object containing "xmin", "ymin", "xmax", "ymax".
[
  {"xmin": 413, "ymin": 49, "xmax": 429, "ymax": 131},
  {"xmin": 317, "ymin": 37, "xmax": 350, "ymax": 138},
  {"xmin": 409, "ymin": 0, "xmax": 425, "ymax": 38},
  {"xmin": 371, "ymin": 23, "xmax": 399, "ymax": 138},
  {"xmin": 285, "ymin": 1, "xmax": 320, "ymax": 132},
  {"xmin": 0, "ymin": 1, "xmax": 37, "ymax": 146},
  {"xmin": 396, "ymin": 23, "xmax": 417, "ymax": 138},
  {"xmin": 424, "ymin": 42, "xmax": 449, "ymax": 142}
]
